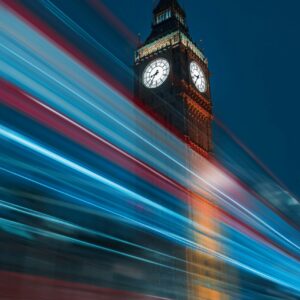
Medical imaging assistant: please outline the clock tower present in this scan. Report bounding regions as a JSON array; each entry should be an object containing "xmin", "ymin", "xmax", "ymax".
[
  {"xmin": 134, "ymin": 0, "xmax": 213, "ymax": 157},
  {"xmin": 135, "ymin": 2, "xmax": 229, "ymax": 300}
]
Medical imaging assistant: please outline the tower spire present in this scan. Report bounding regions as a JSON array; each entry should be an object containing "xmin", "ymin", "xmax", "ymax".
[
  {"xmin": 153, "ymin": 0, "xmax": 185, "ymax": 16},
  {"xmin": 146, "ymin": 0, "xmax": 188, "ymax": 43}
]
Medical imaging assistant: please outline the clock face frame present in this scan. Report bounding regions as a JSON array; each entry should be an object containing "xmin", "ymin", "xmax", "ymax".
[
  {"xmin": 143, "ymin": 58, "xmax": 170, "ymax": 89},
  {"xmin": 190, "ymin": 61, "xmax": 207, "ymax": 93}
]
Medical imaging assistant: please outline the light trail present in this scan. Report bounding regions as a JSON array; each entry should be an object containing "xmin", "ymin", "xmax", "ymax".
[
  {"xmin": 1, "ymin": 21, "xmax": 299, "ymax": 254},
  {"xmin": 40, "ymin": 0, "xmax": 132, "ymax": 75},
  {"xmin": 0, "ymin": 125, "xmax": 191, "ymax": 227},
  {"xmin": 0, "ymin": 217, "xmax": 193, "ymax": 276},
  {"xmin": 0, "ymin": 199, "xmax": 190, "ymax": 267},
  {"xmin": 0, "ymin": 118, "xmax": 296, "ymax": 258},
  {"xmin": 1, "ymin": 137, "xmax": 300, "ymax": 293},
  {"xmin": 0, "ymin": 79, "xmax": 184, "ymax": 199},
  {"xmin": 2, "ymin": 90, "xmax": 297, "ymax": 264},
  {"xmin": 1, "ymin": 42, "xmax": 298, "ymax": 253},
  {"xmin": 1, "ymin": 6, "xmax": 298, "ymax": 258},
  {"xmin": 1, "ymin": 3, "xmax": 300, "ymax": 297}
]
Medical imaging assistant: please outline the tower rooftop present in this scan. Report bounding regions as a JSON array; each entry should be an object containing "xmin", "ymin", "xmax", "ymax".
[
  {"xmin": 154, "ymin": 0, "xmax": 186, "ymax": 17},
  {"xmin": 146, "ymin": 0, "xmax": 188, "ymax": 43}
]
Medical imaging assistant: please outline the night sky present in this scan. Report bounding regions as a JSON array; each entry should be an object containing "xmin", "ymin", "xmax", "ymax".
[
  {"xmin": 100, "ymin": 0, "xmax": 300, "ymax": 198},
  {"xmin": 19, "ymin": 0, "xmax": 300, "ymax": 198}
]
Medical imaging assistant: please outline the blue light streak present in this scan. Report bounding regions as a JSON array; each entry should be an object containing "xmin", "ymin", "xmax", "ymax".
[{"xmin": 1, "ymin": 5, "xmax": 300, "ymax": 297}]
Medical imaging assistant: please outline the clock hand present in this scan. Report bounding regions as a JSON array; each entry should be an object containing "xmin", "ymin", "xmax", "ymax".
[
  {"xmin": 150, "ymin": 70, "xmax": 159, "ymax": 78},
  {"xmin": 149, "ymin": 70, "xmax": 159, "ymax": 85}
]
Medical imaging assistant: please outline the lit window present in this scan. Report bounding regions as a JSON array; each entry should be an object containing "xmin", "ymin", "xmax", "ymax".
[
  {"xmin": 155, "ymin": 9, "xmax": 171, "ymax": 24},
  {"xmin": 175, "ymin": 11, "xmax": 185, "ymax": 25}
]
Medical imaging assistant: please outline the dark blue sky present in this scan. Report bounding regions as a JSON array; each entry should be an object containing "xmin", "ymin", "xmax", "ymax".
[
  {"xmin": 22, "ymin": 0, "xmax": 300, "ymax": 198},
  {"xmin": 100, "ymin": 0, "xmax": 300, "ymax": 198}
]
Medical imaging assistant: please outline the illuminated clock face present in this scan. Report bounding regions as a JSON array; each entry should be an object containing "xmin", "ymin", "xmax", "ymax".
[
  {"xmin": 190, "ymin": 61, "xmax": 207, "ymax": 93},
  {"xmin": 143, "ymin": 58, "xmax": 170, "ymax": 88}
]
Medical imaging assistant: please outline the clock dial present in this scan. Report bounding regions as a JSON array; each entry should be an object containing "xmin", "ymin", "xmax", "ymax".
[
  {"xmin": 190, "ymin": 61, "xmax": 207, "ymax": 93},
  {"xmin": 143, "ymin": 58, "xmax": 170, "ymax": 88}
]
